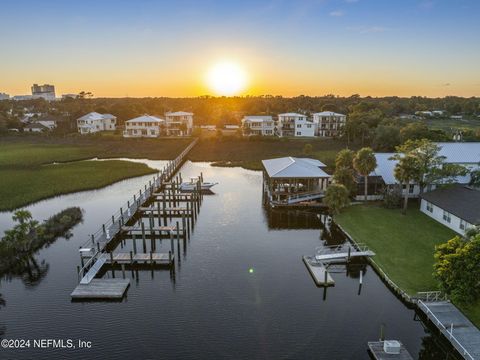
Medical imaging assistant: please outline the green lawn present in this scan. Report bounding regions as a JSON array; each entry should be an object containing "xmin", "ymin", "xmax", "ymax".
[
  {"xmin": 336, "ymin": 203, "xmax": 480, "ymax": 327},
  {"xmin": 0, "ymin": 160, "xmax": 156, "ymax": 211},
  {"xmin": 335, "ymin": 202, "xmax": 456, "ymax": 295}
]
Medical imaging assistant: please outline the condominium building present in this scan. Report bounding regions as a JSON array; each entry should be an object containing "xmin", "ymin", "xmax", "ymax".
[
  {"xmin": 312, "ymin": 111, "xmax": 346, "ymax": 137},
  {"xmin": 241, "ymin": 116, "xmax": 275, "ymax": 136},
  {"xmin": 277, "ymin": 113, "xmax": 314, "ymax": 137},
  {"xmin": 31, "ymin": 84, "xmax": 56, "ymax": 101}
]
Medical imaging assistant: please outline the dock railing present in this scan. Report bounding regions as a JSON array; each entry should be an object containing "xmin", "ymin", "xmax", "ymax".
[
  {"xmin": 77, "ymin": 138, "xmax": 198, "ymax": 280},
  {"xmin": 415, "ymin": 291, "xmax": 448, "ymax": 303},
  {"xmin": 417, "ymin": 300, "xmax": 474, "ymax": 360}
]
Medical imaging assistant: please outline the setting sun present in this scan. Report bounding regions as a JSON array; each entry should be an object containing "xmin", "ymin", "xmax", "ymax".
[{"xmin": 206, "ymin": 61, "xmax": 248, "ymax": 96}]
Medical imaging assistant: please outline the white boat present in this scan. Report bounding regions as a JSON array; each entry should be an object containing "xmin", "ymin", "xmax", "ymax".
[{"xmin": 180, "ymin": 178, "xmax": 218, "ymax": 191}]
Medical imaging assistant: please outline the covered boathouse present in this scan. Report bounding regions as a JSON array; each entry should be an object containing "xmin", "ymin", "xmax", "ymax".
[{"xmin": 262, "ymin": 157, "xmax": 331, "ymax": 206}]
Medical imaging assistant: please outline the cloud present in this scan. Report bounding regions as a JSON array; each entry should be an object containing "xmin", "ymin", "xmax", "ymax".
[
  {"xmin": 348, "ymin": 26, "xmax": 389, "ymax": 34},
  {"xmin": 329, "ymin": 10, "xmax": 344, "ymax": 17},
  {"xmin": 441, "ymin": 83, "xmax": 451, "ymax": 87}
]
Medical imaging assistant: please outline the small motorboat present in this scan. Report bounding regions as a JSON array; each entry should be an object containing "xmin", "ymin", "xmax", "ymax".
[{"xmin": 180, "ymin": 177, "xmax": 218, "ymax": 192}]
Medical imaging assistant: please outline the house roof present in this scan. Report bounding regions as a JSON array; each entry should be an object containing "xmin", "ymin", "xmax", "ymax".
[
  {"xmin": 370, "ymin": 153, "xmax": 398, "ymax": 185},
  {"xmin": 421, "ymin": 185, "xmax": 480, "ymax": 225},
  {"xmin": 77, "ymin": 112, "xmax": 116, "ymax": 121},
  {"xmin": 262, "ymin": 157, "xmax": 330, "ymax": 178},
  {"xmin": 165, "ymin": 111, "xmax": 193, "ymax": 116},
  {"xmin": 126, "ymin": 115, "xmax": 165, "ymax": 123},
  {"xmin": 313, "ymin": 111, "xmax": 346, "ymax": 117},
  {"xmin": 242, "ymin": 116, "xmax": 273, "ymax": 122},
  {"xmin": 372, "ymin": 142, "xmax": 480, "ymax": 185},
  {"xmin": 278, "ymin": 113, "xmax": 306, "ymax": 117},
  {"xmin": 436, "ymin": 142, "xmax": 480, "ymax": 164},
  {"xmin": 24, "ymin": 122, "xmax": 48, "ymax": 130}
]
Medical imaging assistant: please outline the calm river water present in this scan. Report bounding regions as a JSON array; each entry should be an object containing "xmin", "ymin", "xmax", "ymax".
[{"xmin": 0, "ymin": 160, "xmax": 457, "ymax": 359}]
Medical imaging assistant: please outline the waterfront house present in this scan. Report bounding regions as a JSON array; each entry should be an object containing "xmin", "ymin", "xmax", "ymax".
[
  {"xmin": 241, "ymin": 116, "xmax": 275, "ymax": 136},
  {"xmin": 123, "ymin": 115, "xmax": 165, "ymax": 138},
  {"xmin": 312, "ymin": 111, "xmax": 346, "ymax": 137},
  {"xmin": 277, "ymin": 113, "xmax": 315, "ymax": 137},
  {"xmin": 164, "ymin": 111, "xmax": 193, "ymax": 136},
  {"xmin": 262, "ymin": 157, "xmax": 331, "ymax": 206},
  {"xmin": 356, "ymin": 142, "xmax": 480, "ymax": 200},
  {"xmin": 420, "ymin": 185, "xmax": 480, "ymax": 234},
  {"xmin": 77, "ymin": 112, "xmax": 117, "ymax": 134}
]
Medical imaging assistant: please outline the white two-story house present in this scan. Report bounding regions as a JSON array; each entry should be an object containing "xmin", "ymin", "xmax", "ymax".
[
  {"xmin": 312, "ymin": 111, "xmax": 346, "ymax": 137},
  {"xmin": 77, "ymin": 112, "xmax": 117, "ymax": 134},
  {"xmin": 241, "ymin": 116, "xmax": 275, "ymax": 136},
  {"xmin": 164, "ymin": 111, "xmax": 193, "ymax": 136},
  {"xmin": 277, "ymin": 113, "xmax": 314, "ymax": 137},
  {"xmin": 123, "ymin": 115, "xmax": 165, "ymax": 138}
]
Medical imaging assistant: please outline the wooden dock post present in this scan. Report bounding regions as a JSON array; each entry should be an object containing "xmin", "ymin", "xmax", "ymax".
[
  {"xmin": 182, "ymin": 212, "xmax": 187, "ymax": 239},
  {"xmin": 170, "ymin": 231, "xmax": 174, "ymax": 254},
  {"xmin": 91, "ymin": 234, "xmax": 95, "ymax": 244},
  {"xmin": 121, "ymin": 264, "xmax": 126, "ymax": 279},
  {"xmin": 77, "ymin": 265, "xmax": 80, "ymax": 283},
  {"xmin": 102, "ymin": 224, "xmax": 106, "ymax": 233},
  {"xmin": 129, "ymin": 251, "xmax": 133, "ymax": 264},
  {"xmin": 110, "ymin": 251, "xmax": 114, "ymax": 264},
  {"xmin": 133, "ymin": 234, "xmax": 137, "ymax": 254},
  {"xmin": 157, "ymin": 202, "xmax": 161, "ymax": 226},
  {"xmin": 176, "ymin": 221, "xmax": 180, "ymax": 242},
  {"xmin": 141, "ymin": 222, "xmax": 146, "ymax": 252},
  {"xmin": 169, "ymin": 250, "xmax": 172, "ymax": 263},
  {"xmin": 162, "ymin": 195, "xmax": 167, "ymax": 226},
  {"xmin": 348, "ymin": 247, "xmax": 351, "ymax": 262}
]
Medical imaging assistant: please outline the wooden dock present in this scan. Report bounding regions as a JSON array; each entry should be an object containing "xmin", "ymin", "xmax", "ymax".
[
  {"xmin": 302, "ymin": 256, "xmax": 334, "ymax": 286},
  {"xmin": 71, "ymin": 279, "xmax": 130, "ymax": 299},
  {"xmin": 72, "ymin": 138, "xmax": 201, "ymax": 300},
  {"xmin": 107, "ymin": 252, "xmax": 173, "ymax": 265},
  {"xmin": 315, "ymin": 249, "xmax": 375, "ymax": 262},
  {"xmin": 368, "ymin": 341, "xmax": 413, "ymax": 360},
  {"xmin": 417, "ymin": 300, "xmax": 480, "ymax": 360}
]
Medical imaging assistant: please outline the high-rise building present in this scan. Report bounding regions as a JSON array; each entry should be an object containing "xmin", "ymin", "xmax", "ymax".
[
  {"xmin": 31, "ymin": 84, "xmax": 56, "ymax": 100},
  {"xmin": 0, "ymin": 93, "xmax": 10, "ymax": 100}
]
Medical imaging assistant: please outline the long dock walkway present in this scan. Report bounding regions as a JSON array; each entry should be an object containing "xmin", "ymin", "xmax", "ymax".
[
  {"xmin": 71, "ymin": 138, "xmax": 199, "ymax": 299},
  {"xmin": 417, "ymin": 300, "xmax": 480, "ymax": 360}
]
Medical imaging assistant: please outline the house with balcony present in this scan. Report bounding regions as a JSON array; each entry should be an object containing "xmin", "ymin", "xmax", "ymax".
[
  {"xmin": 312, "ymin": 111, "xmax": 346, "ymax": 137},
  {"xmin": 164, "ymin": 111, "xmax": 193, "ymax": 136},
  {"xmin": 262, "ymin": 157, "xmax": 331, "ymax": 206},
  {"xmin": 277, "ymin": 113, "xmax": 314, "ymax": 137},
  {"xmin": 123, "ymin": 115, "xmax": 165, "ymax": 138},
  {"xmin": 77, "ymin": 112, "xmax": 117, "ymax": 134},
  {"xmin": 241, "ymin": 116, "xmax": 275, "ymax": 136}
]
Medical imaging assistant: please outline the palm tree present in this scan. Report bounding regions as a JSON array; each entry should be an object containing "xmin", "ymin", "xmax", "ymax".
[
  {"xmin": 353, "ymin": 147, "xmax": 377, "ymax": 202},
  {"xmin": 394, "ymin": 155, "xmax": 420, "ymax": 215}
]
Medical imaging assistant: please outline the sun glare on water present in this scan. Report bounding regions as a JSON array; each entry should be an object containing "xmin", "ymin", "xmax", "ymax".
[{"xmin": 206, "ymin": 61, "xmax": 248, "ymax": 96}]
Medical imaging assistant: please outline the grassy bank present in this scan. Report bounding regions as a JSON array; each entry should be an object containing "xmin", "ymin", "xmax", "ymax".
[
  {"xmin": 335, "ymin": 203, "xmax": 480, "ymax": 327},
  {"xmin": 190, "ymin": 137, "xmax": 351, "ymax": 171},
  {"xmin": 0, "ymin": 160, "xmax": 156, "ymax": 211}
]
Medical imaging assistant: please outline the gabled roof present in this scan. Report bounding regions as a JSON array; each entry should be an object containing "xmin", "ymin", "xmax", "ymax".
[
  {"xmin": 262, "ymin": 157, "xmax": 330, "ymax": 178},
  {"xmin": 313, "ymin": 111, "xmax": 346, "ymax": 117},
  {"xmin": 126, "ymin": 115, "xmax": 165, "ymax": 123},
  {"xmin": 421, "ymin": 185, "xmax": 480, "ymax": 225},
  {"xmin": 165, "ymin": 111, "xmax": 193, "ymax": 116},
  {"xmin": 278, "ymin": 113, "xmax": 306, "ymax": 117},
  {"xmin": 77, "ymin": 112, "xmax": 116, "ymax": 121}
]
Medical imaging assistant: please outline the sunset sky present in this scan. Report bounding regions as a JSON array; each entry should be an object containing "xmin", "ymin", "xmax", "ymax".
[{"xmin": 1, "ymin": 0, "xmax": 479, "ymax": 98}]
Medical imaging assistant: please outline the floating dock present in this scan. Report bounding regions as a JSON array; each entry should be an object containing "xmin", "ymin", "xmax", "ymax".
[
  {"xmin": 302, "ymin": 256, "xmax": 334, "ymax": 286},
  {"xmin": 367, "ymin": 341, "xmax": 413, "ymax": 360},
  {"xmin": 417, "ymin": 300, "xmax": 480, "ymax": 360},
  {"xmin": 71, "ymin": 279, "xmax": 130, "ymax": 299}
]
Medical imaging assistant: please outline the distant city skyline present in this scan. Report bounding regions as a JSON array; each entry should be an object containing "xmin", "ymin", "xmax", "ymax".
[{"xmin": 1, "ymin": 0, "xmax": 480, "ymax": 97}]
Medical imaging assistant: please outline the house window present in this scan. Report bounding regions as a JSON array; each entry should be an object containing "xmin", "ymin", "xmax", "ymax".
[
  {"xmin": 460, "ymin": 219, "xmax": 466, "ymax": 230},
  {"xmin": 409, "ymin": 184, "xmax": 414, "ymax": 194},
  {"xmin": 307, "ymin": 124, "xmax": 312, "ymax": 128},
  {"xmin": 297, "ymin": 124, "xmax": 301, "ymax": 128},
  {"xmin": 426, "ymin": 201, "xmax": 433, "ymax": 213},
  {"xmin": 443, "ymin": 210, "xmax": 451, "ymax": 223},
  {"xmin": 296, "ymin": 132, "xmax": 301, "ymax": 136}
]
